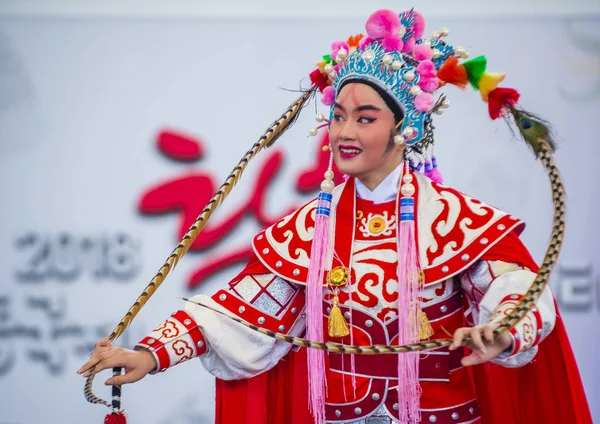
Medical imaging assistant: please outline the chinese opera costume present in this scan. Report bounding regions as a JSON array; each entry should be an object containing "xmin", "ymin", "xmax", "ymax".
[{"xmin": 86, "ymin": 7, "xmax": 591, "ymax": 424}]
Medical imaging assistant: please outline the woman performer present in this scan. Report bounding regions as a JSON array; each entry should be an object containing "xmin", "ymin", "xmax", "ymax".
[{"xmin": 79, "ymin": 7, "xmax": 591, "ymax": 424}]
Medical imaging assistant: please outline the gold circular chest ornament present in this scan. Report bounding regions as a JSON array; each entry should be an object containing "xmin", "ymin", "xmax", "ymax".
[
  {"xmin": 327, "ymin": 266, "xmax": 349, "ymax": 287},
  {"xmin": 368, "ymin": 217, "xmax": 387, "ymax": 234}
]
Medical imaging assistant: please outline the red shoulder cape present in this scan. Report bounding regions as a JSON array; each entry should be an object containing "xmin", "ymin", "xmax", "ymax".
[{"xmin": 215, "ymin": 231, "xmax": 592, "ymax": 424}]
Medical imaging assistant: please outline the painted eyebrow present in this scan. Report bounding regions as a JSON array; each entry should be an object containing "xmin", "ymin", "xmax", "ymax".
[
  {"xmin": 356, "ymin": 105, "xmax": 382, "ymax": 112},
  {"xmin": 333, "ymin": 103, "xmax": 382, "ymax": 113},
  {"xmin": 333, "ymin": 102, "xmax": 345, "ymax": 111}
]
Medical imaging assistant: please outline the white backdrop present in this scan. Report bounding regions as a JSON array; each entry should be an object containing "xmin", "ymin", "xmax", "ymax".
[{"xmin": 0, "ymin": 7, "xmax": 599, "ymax": 424}]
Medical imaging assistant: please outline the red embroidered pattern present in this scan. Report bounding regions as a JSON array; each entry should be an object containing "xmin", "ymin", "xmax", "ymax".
[
  {"xmin": 269, "ymin": 201, "xmax": 315, "ymax": 261},
  {"xmin": 426, "ymin": 184, "xmax": 495, "ymax": 264},
  {"xmin": 172, "ymin": 339, "xmax": 195, "ymax": 365},
  {"xmin": 154, "ymin": 320, "xmax": 180, "ymax": 339}
]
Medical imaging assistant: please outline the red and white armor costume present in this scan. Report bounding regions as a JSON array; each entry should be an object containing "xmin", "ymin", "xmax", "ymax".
[{"xmin": 137, "ymin": 167, "xmax": 556, "ymax": 423}]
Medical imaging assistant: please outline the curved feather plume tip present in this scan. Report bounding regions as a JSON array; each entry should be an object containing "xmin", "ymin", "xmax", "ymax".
[{"xmin": 507, "ymin": 104, "xmax": 556, "ymax": 154}]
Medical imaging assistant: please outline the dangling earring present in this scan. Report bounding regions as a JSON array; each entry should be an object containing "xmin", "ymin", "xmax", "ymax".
[
  {"xmin": 308, "ymin": 113, "xmax": 330, "ymax": 137},
  {"xmin": 394, "ymin": 118, "xmax": 406, "ymax": 146}
]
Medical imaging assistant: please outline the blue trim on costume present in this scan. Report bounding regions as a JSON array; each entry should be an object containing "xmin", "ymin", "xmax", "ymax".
[
  {"xmin": 400, "ymin": 213, "xmax": 414, "ymax": 221},
  {"xmin": 318, "ymin": 192, "xmax": 333, "ymax": 202}
]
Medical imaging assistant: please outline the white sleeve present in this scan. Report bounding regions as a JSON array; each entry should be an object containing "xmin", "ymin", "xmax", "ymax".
[
  {"xmin": 186, "ymin": 279, "xmax": 306, "ymax": 380},
  {"xmin": 460, "ymin": 260, "xmax": 555, "ymax": 368},
  {"xmin": 135, "ymin": 273, "xmax": 306, "ymax": 379}
]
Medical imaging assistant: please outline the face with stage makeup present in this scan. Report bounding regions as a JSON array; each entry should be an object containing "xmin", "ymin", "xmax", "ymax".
[{"xmin": 329, "ymin": 82, "xmax": 405, "ymax": 191}]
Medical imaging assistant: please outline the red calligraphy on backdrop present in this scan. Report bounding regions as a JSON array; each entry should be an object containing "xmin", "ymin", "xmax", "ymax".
[{"xmin": 138, "ymin": 129, "xmax": 341, "ymax": 290}]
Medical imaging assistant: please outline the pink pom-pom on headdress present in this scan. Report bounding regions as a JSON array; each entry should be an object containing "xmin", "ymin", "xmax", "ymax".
[
  {"xmin": 382, "ymin": 36, "xmax": 404, "ymax": 53},
  {"xmin": 411, "ymin": 11, "xmax": 426, "ymax": 39},
  {"xmin": 401, "ymin": 37, "xmax": 416, "ymax": 53},
  {"xmin": 331, "ymin": 40, "xmax": 350, "ymax": 60},
  {"xmin": 418, "ymin": 77, "xmax": 440, "ymax": 93},
  {"xmin": 414, "ymin": 93, "xmax": 434, "ymax": 112},
  {"xmin": 322, "ymin": 86, "xmax": 335, "ymax": 106},
  {"xmin": 365, "ymin": 9, "xmax": 401, "ymax": 40},
  {"xmin": 416, "ymin": 60, "xmax": 437, "ymax": 78},
  {"xmin": 413, "ymin": 44, "xmax": 433, "ymax": 61},
  {"xmin": 358, "ymin": 36, "xmax": 375, "ymax": 50}
]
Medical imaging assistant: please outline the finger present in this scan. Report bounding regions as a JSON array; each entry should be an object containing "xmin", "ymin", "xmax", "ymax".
[
  {"xmin": 79, "ymin": 345, "xmax": 114, "ymax": 374},
  {"xmin": 483, "ymin": 325, "xmax": 495, "ymax": 344},
  {"xmin": 470, "ymin": 328, "xmax": 486, "ymax": 354},
  {"xmin": 106, "ymin": 369, "xmax": 145, "ymax": 386},
  {"xmin": 80, "ymin": 347, "xmax": 120, "ymax": 375},
  {"xmin": 87, "ymin": 346, "xmax": 112, "ymax": 360},
  {"xmin": 95, "ymin": 338, "xmax": 112, "ymax": 349},
  {"xmin": 78, "ymin": 356, "xmax": 102, "ymax": 374},
  {"xmin": 451, "ymin": 328, "xmax": 465, "ymax": 350},
  {"xmin": 91, "ymin": 355, "xmax": 128, "ymax": 375}
]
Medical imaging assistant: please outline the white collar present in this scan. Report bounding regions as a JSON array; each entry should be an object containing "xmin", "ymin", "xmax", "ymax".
[{"xmin": 355, "ymin": 162, "xmax": 403, "ymax": 204}]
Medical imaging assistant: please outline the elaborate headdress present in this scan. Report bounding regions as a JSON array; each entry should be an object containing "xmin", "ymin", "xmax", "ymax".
[{"xmin": 308, "ymin": 8, "xmax": 520, "ymax": 182}]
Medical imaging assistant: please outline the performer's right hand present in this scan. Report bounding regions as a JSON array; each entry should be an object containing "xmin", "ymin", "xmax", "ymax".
[{"xmin": 77, "ymin": 338, "xmax": 157, "ymax": 385}]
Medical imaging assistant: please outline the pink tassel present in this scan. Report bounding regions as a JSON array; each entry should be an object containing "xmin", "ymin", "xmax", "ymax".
[
  {"xmin": 395, "ymin": 169, "xmax": 422, "ymax": 424},
  {"xmin": 348, "ymin": 278, "xmax": 357, "ymax": 398},
  {"xmin": 306, "ymin": 191, "xmax": 332, "ymax": 424},
  {"xmin": 428, "ymin": 156, "xmax": 444, "ymax": 184}
]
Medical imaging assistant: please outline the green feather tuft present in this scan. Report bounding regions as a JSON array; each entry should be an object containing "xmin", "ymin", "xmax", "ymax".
[{"xmin": 462, "ymin": 56, "xmax": 487, "ymax": 90}]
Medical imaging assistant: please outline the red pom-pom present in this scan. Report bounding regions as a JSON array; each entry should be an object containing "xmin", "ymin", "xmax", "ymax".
[
  {"xmin": 105, "ymin": 411, "xmax": 127, "ymax": 424},
  {"xmin": 438, "ymin": 56, "xmax": 468, "ymax": 88},
  {"xmin": 309, "ymin": 68, "xmax": 329, "ymax": 92},
  {"xmin": 488, "ymin": 87, "xmax": 521, "ymax": 120}
]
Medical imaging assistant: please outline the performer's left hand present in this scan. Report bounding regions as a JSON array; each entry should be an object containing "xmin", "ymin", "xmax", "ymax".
[{"xmin": 449, "ymin": 323, "xmax": 512, "ymax": 367}]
